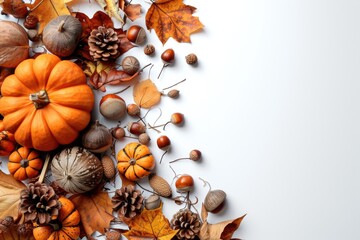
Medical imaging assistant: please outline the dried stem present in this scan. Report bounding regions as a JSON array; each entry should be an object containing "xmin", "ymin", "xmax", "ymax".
[
  {"xmin": 110, "ymin": 85, "xmax": 131, "ymax": 95},
  {"xmin": 159, "ymin": 150, "xmax": 168, "ymax": 164},
  {"xmin": 169, "ymin": 157, "xmax": 190, "ymax": 164},
  {"xmin": 162, "ymin": 78, "xmax": 186, "ymax": 91},
  {"xmin": 38, "ymin": 154, "xmax": 51, "ymax": 184},
  {"xmin": 199, "ymin": 177, "xmax": 212, "ymax": 191},
  {"xmin": 157, "ymin": 63, "xmax": 168, "ymax": 79}
]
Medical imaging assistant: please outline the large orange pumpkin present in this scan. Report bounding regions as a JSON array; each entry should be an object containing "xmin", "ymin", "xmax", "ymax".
[
  {"xmin": 117, "ymin": 142, "xmax": 155, "ymax": 181},
  {"xmin": 7, "ymin": 146, "xmax": 43, "ymax": 181},
  {"xmin": 32, "ymin": 197, "xmax": 81, "ymax": 240},
  {"xmin": 0, "ymin": 54, "xmax": 94, "ymax": 151}
]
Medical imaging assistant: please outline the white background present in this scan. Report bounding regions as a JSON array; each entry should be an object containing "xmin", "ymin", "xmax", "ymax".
[{"xmin": 2, "ymin": 0, "xmax": 360, "ymax": 239}]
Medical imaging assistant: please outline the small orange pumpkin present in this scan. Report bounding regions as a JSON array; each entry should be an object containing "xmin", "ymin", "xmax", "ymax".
[
  {"xmin": 7, "ymin": 146, "xmax": 43, "ymax": 181},
  {"xmin": 0, "ymin": 53, "xmax": 94, "ymax": 151},
  {"xmin": 0, "ymin": 120, "xmax": 16, "ymax": 156},
  {"xmin": 33, "ymin": 197, "xmax": 80, "ymax": 240},
  {"xmin": 117, "ymin": 142, "xmax": 155, "ymax": 181}
]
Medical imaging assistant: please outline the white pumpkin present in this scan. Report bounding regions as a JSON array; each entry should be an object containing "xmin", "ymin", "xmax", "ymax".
[{"xmin": 51, "ymin": 146, "xmax": 104, "ymax": 194}]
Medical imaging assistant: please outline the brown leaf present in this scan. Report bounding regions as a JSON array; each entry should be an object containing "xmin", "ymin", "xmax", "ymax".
[
  {"xmin": 25, "ymin": 0, "xmax": 71, "ymax": 34},
  {"xmin": 123, "ymin": 204, "xmax": 178, "ymax": 240},
  {"xmin": 199, "ymin": 204, "xmax": 246, "ymax": 240},
  {"xmin": 0, "ymin": 0, "xmax": 28, "ymax": 18},
  {"xmin": 70, "ymin": 190, "xmax": 114, "ymax": 238},
  {"xmin": 0, "ymin": 221, "xmax": 34, "ymax": 240},
  {"xmin": 145, "ymin": 0, "xmax": 204, "ymax": 44},
  {"xmin": 0, "ymin": 170, "xmax": 26, "ymax": 221},
  {"xmin": 119, "ymin": 0, "xmax": 142, "ymax": 21},
  {"xmin": 133, "ymin": 79, "xmax": 161, "ymax": 109}
]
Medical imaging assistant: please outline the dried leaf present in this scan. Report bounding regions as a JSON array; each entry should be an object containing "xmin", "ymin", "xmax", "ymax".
[
  {"xmin": 0, "ymin": 0, "xmax": 28, "ymax": 18},
  {"xmin": 70, "ymin": 190, "xmax": 114, "ymax": 238},
  {"xmin": 133, "ymin": 79, "xmax": 161, "ymax": 109},
  {"xmin": 94, "ymin": 0, "xmax": 125, "ymax": 25},
  {"xmin": 123, "ymin": 204, "xmax": 178, "ymax": 240},
  {"xmin": 0, "ymin": 170, "xmax": 26, "ymax": 221},
  {"xmin": 145, "ymin": 0, "xmax": 204, "ymax": 44},
  {"xmin": 119, "ymin": 0, "xmax": 142, "ymax": 21},
  {"xmin": 74, "ymin": 11, "xmax": 134, "ymax": 61},
  {"xmin": 199, "ymin": 204, "xmax": 246, "ymax": 240},
  {"xmin": 25, "ymin": 0, "xmax": 71, "ymax": 34}
]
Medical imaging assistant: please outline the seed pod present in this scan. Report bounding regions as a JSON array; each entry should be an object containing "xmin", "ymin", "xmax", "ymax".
[
  {"xmin": 204, "ymin": 189, "xmax": 227, "ymax": 213},
  {"xmin": 138, "ymin": 133, "xmax": 151, "ymax": 145},
  {"xmin": 101, "ymin": 155, "xmax": 116, "ymax": 180},
  {"xmin": 185, "ymin": 53, "xmax": 198, "ymax": 65},
  {"xmin": 145, "ymin": 194, "xmax": 161, "ymax": 210},
  {"xmin": 148, "ymin": 173, "xmax": 172, "ymax": 197}
]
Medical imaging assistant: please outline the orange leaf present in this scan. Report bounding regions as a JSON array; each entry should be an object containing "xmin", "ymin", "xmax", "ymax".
[
  {"xmin": 0, "ymin": 170, "xmax": 26, "ymax": 221},
  {"xmin": 199, "ymin": 204, "xmax": 246, "ymax": 240},
  {"xmin": 119, "ymin": 0, "xmax": 142, "ymax": 21},
  {"xmin": 145, "ymin": 0, "xmax": 204, "ymax": 44},
  {"xmin": 123, "ymin": 204, "xmax": 178, "ymax": 240},
  {"xmin": 133, "ymin": 79, "xmax": 161, "ymax": 109},
  {"xmin": 25, "ymin": 0, "xmax": 70, "ymax": 34},
  {"xmin": 70, "ymin": 190, "xmax": 114, "ymax": 238}
]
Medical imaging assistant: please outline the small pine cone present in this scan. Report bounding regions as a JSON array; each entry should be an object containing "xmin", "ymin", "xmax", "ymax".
[
  {"xmin": 171, "ymin": 209, "xmax": 201, "ymax": 240},
  {"xmin": 112, "ymin": 185, "xmax": 144, "ymax": 219},
  {"xmin": 88, "ymin": 26, "xmax": 120, "ymax": 62},
  {"xmin": 148, "ymin": 173, "xmax": 172, "ymax": 198},
  {"xmin": 19, "ymin": 182, "xmax": 61, "ymax": 225},
  {"xmin": 0, "ymin": 216, "xmax": 14, "ymax": 232}
]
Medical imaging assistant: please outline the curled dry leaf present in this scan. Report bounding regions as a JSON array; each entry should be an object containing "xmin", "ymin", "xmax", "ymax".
[
  {"xmin": 119, "ymin": 0, "xmax": 142, "ymax": 21},
  {"xmin": 133, "ymin": 79, "xmax": 161, "ymax": 109},
  {"xmin": 0, "ymin": 170, "xmax": 26, "ymax": 221},
  {"xmin": 94, "ymin": 0, "xmax": 124, "ymax": 25},
  {"xmin": 0, "ymin": 0, "xmax": 28, "ymax": 18},
  {"xmin": 25, "ymin": 0, "xmax": 71, "ymax": 34},
  {"xmin": 145, "ymin": 0, "xmax": 204, "ymax": 44},
  {"xmin": 199, "ymin": 204, "xmax": 246, "ymax": 240},
  {"xmin": 70, "ymin": 190, "xmax": 114, "ymax": 238},
  {"xmin": 123, "ymin": 203, "xmax": 178, "ymax": 240}
]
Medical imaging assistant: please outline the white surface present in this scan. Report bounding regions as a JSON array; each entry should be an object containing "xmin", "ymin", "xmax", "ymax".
[{"xmin": 2, "ymin": 0, "xmax": 360, "ymax": 239}]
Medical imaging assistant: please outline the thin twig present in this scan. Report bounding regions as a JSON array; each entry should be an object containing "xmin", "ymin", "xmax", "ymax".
[{"xmin": 162, "ymin": 78, "xmax": 186, "ymax": 91}]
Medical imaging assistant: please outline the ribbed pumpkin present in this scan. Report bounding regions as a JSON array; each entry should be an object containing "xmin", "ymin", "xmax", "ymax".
[
  {"xmin": 0, "ymin": 120, "xmax": 16, "ymax": 156},
  {"xmin": 117, "ymin": 142, "xmax": 155, "ymax": 181},
  {"xmin": 0, "ymin": 54, "xmax": 94, "ymax": 151},
  {"xmin": 32, "ymin": 197, "xmax": 80, "ymax": 240},
  {"xmin": 8, "ymin": 147, "xmax": 43, "ymax": 181}
]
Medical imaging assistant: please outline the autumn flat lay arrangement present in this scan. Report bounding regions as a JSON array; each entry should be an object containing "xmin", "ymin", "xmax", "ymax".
[{"xmin": 0, "ymin": 0, "xmax": 245, "ymax": 239}]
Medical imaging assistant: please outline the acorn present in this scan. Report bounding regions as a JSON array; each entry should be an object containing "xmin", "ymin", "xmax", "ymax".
[
  {"xmin": 204, "ymin": 189, "xmax": 227, "ymax": 213},
  {"xmin": 145, "ymin": 194, "xmax": 162, "ymax": 210},
  {"xmin": 175, "ymin": 174, "xmax": 194, "ymax": 193}
]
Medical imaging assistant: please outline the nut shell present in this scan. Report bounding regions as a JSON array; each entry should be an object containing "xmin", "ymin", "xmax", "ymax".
[
  {"xmin": 204, "ymin": 189, "xmax": 227, "ymax": 213},
  {"xmin": 145, "ymin": 194, "xmax": 161, "ymax": 210},
  {"xmin": 175, "ymin": 174, "xmax": 194, "ymax": 192},
  {"xmin": 127, "ymin": 25, "xmax": 146, "ymax": 45},
  {"xmin": 99, "ymin": 94, "xmax": 127, "ymax": 120},
  {"xmin": 121, "ymin": 56, "xmax": 140, "ymax": 75}
]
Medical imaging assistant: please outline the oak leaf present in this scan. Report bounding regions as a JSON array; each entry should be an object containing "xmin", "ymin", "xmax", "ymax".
[
  {"xmin": 123, "ymin": 204, "xmax": 178, "ymax": 240},
  {"xmin": 133, "ymin": 79, "xmax": 161, "ymax": 109},
  {"xmin": 145, "ymin": 0, "xmax": 204, "ymax": 44},
  {"xmin": 199, "ymin": 204, "xmax": 246, "ymax": 240},
  {"xmin": 0, "ymin": 170, "xmax": 26, "ymax": 221},
  {"xmin": 69, "ymin": 190, "xmax": 114, "ymax": 238},
  {"xmin": 25, "ymin": 0, "xmax": 71, "ymax": 34}
]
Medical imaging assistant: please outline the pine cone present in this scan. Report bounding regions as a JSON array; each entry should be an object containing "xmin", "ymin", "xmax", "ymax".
[
  {"xmin": 19, "ymin": 182, "xmax": 61, "ymax": 225},
  {"xmin": 88, "ymin": 26, "xmax": 120, "ymax": 62},
  {"xmin": 171, "ymin": 209, "xmax": 201, "ymax": 240},
  {"xmin": 112, "ymin": 185, "xmax": 144, "ymax": 219}
]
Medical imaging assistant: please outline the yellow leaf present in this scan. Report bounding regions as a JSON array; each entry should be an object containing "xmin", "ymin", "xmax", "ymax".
[
  {"xmin": 25, "ymin": 0, "xmax": 70, "ymax": 34},
  {"xmin": 0, "ymin": 170, "xmax": 26, "ymax": 221},
  {"xmin": 95, "ymin": 0, "xmax": 125, "ymax": 25},
  {"xmin": 123, "ymin": 204, "xmax": 178, "ymax": 240},
  {"xmin": 133, "ymin": 79, "xmax": 161, "ymax": 109}
]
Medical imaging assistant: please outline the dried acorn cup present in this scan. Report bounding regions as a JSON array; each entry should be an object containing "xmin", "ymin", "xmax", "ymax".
[{"xmin": 42, "ymin": 15, "xmax": 82, "ymax": 57}]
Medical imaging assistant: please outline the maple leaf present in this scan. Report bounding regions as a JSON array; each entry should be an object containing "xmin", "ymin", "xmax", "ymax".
[
  {"xmin": 123, "ymin": 204, "xmax": 178, "ymax": 240},
  {"xmin": 69, "ymin": 190, "xmax": 114, "ymax": 238},
  {"xmin": 145, "ymin": 0, "xmax": 204, "ymax": 44},
  {"xmin": 133, "ymin": 79, "xmax": 161, "ymax": 109},
  {"xmin": 199, "ymin": 204, "xmax": 246, "ymax": 240},
  {"xmin": 0, "ymin": 170, "xmax": 26, "ymax": 221},
  {"xmin": 25, "ymin": 0, "xmax": 71, "ymax": 34}
]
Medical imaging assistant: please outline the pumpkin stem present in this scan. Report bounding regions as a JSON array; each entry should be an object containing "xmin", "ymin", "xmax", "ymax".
[
  {"xmin": 58, "ymin": 20, "xmax": 66, "ymax": 32},
  {"xmin": 20, "ymin": 159, "xmax": 29, "ymax": 168},
  {"xmin": 129, "ymin": 158, "xmax": 136, "ymax": 165},
  {"xmin": 29, "ymin": 90, "xmax": 50, "ymax": 109}
]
